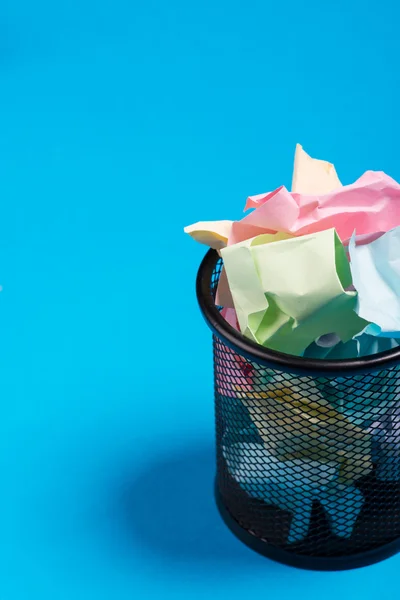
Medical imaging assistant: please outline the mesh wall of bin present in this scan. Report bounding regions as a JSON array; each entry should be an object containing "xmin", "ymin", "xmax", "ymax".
[{"xmin": 196, "ymin": 249, "xmax": 400, "ymax": 571}]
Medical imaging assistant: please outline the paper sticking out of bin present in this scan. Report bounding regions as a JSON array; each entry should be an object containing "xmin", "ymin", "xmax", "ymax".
[{"xmin": 185, "ymin": 144, "xmax": 400, "ymax": 360}]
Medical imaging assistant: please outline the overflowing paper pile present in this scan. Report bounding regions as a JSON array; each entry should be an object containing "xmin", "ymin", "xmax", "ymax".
[{"xmin": 185, "ymin": 145, "xmax": 400, "ymax": 358}]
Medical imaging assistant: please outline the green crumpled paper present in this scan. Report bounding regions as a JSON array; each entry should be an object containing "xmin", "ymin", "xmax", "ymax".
[{"xmin": 220, "ymin": 228, "xmax": 369, "ymax": 355}]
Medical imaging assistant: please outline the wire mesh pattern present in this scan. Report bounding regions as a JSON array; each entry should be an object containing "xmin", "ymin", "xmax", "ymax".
[{"xmin": 209, "ymin": 257, "xmax": 400, "ymax": 558}]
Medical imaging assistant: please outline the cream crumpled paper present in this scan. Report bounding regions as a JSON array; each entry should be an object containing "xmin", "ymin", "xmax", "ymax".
[{"xmin": 234, "ymin": 377, "xmax": 372, "ymax": 482}]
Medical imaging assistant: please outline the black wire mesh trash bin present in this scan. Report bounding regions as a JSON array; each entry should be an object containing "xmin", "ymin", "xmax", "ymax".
[{"xmin": 196, "ymin": 249, "xmax": 400, "ymax": 571}]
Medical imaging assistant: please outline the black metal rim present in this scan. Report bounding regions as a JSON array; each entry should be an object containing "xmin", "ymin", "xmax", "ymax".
[
  {"xmin": 215, "ymin": 482, "xmax": 400, "ymax": 571},
  {"xmin": 197, "ymin": 249, "xmax": 400, "ymax": 377}
]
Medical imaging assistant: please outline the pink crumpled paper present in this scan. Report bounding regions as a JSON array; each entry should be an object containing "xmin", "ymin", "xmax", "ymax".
[{"xmin": 229, "ymin": 171, "xmax": 400, "ymax": 245}]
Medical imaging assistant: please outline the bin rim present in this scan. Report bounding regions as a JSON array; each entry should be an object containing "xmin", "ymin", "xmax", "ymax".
[{"xmin": 196, "ymin": 248, "xmax": 400, "ymax": 378}]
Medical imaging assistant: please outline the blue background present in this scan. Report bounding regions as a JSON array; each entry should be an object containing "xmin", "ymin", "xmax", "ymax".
[{"xmin": 0, "ymin": 0, "xmax": 399, "ymax": 598}]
